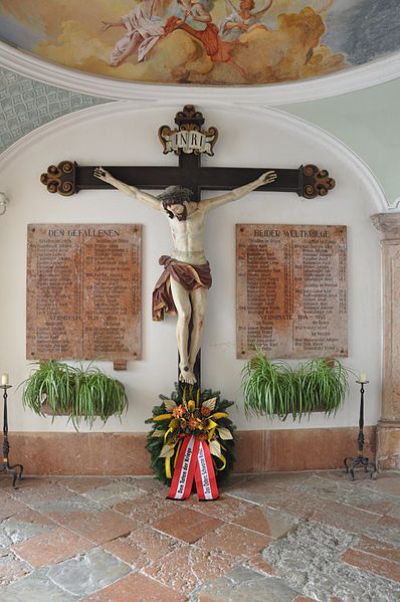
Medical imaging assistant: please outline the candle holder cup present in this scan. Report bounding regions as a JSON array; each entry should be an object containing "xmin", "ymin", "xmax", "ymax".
[
  {"xmin": 0, "ymin": 385, "xmax": 23, "ymax": 488},
  {"xmin": 344, "ymin": 380, "xmax": 377, "ymax": 480}
]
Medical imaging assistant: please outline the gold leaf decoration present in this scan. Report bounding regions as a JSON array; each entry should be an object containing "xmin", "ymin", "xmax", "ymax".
[
  {"xmin": 202, "ymin": 397, "xmax": 217, "ymax": 411},
  {"xmin": 218, "ymin": 427, "xmax": 233, "ymax": 440},
  {"xmin": 211, "ymin": 412, "xmax": 228, "ymax": 420},
  {"xmin": 209, "ymin": 440, "xmax": 222, "ymax": 459},
  {"xmin": 159, "ymin": 444, "xmax": 175, "ymax": 459},
  {"xmin": 151, "ymin": 429, "xmax": 166, "ymax": 438},
  {"xmin": 154, "ymin": 413, "xmax": 172, "ymax": 421},
  {"xmin": 164, "ymin": 399, "xmax": 177, "ymax": 412}
]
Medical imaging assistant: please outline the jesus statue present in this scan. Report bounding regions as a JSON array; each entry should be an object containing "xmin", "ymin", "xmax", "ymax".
[{"xmin": 94, "ymin": 167, "xmax": 277, "ymax": 384}]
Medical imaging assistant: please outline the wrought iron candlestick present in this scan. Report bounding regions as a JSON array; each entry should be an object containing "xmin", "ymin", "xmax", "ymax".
[
  {"xmin": 344, "ymin": 380, "xmax": 377, "ymax": 480},
  {"xmin": 0, "ymin": 384, "xmax": 23, "ymax": 487}
]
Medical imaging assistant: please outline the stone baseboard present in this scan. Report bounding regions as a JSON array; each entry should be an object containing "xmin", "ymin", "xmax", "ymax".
[
  {"xmin": 5, "ymin": 426, "xmax": 377, "ymax": 476},
  {"xmin": 376, "ymin": 420, "xmax": 400, "ymax": 470}
]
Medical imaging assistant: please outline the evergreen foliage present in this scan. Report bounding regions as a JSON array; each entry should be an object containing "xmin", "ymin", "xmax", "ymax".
[{"xmin": 146, "ymin": 383, "xmax": 236, "ymax": 485}]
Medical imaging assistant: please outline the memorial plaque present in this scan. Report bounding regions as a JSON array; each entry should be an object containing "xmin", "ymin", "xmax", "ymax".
[
  {"xmin": 27, "ymin": 224, "xmax": 141, "ymax": 361},
  {"xmin": 237, "ymin": 224, "xmax": 347, "ymax": 359}
]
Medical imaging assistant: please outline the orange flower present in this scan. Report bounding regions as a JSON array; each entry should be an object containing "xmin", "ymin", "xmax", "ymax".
[
  {"xmin": 188, "ymin": 416, "xmax": 199, "ymax": 431},
  {"xmin": 172, "ymin": 405, "xmax": 185, "ymax": 418},
  {"xmin": 201, "ymin": 405, "xmax": 211, "ymax": 417}
]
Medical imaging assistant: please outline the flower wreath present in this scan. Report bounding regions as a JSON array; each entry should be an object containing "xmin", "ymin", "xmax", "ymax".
[{"xmin": 145, "ymin": 384, "xmax": 236, "ymax": 486}]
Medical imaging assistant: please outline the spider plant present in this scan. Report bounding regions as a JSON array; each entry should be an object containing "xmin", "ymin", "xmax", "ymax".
[
  {"xmin": 242, "ymin": 352, "xmax": 350, "ymax": 421},
  {"xmin": 22, "ymin": 361, "xmax": 128, "ymax": 430}
]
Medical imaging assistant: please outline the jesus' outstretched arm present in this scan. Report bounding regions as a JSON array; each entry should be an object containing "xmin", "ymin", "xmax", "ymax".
[
  {"xmin": 200, "ymin": 170, "xmax": 277, "ymax": 212},
  {"xmin": 94, "ymin": 167, "xmax": 162, "ymax": 211}
]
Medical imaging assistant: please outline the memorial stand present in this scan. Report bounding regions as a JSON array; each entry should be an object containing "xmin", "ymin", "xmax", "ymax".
[
  {"xmin": 0, "ymin": 384, "xmax": 23, "ymax": 488},
  {"xmin": 344, "ymin": 381, "xmax": 377, "ymax": 480}
]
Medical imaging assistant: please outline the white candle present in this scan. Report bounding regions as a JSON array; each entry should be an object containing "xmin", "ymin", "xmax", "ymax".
[
  {"xmin": 1, "ymin": 373, "xmax": 9, "ymax": 385},
  {"xmin": 359, "ymin": 372, "xmax": 367, "ymax": 383}
]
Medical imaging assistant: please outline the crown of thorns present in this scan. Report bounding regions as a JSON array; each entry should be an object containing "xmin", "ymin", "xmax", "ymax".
[{"xmin": 157, "ymin": 186, "xmax": 193, "ymax": 204}]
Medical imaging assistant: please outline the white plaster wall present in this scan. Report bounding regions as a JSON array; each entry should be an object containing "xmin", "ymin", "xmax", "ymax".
[{"xmin": 0, "ymin": 102, "xmax": 384, "ymax": 433}]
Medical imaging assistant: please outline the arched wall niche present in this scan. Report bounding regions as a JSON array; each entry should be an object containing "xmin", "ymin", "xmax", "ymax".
[{"xmin": 0, "ymin": 102, "xmax": 385, "ymax": 443}]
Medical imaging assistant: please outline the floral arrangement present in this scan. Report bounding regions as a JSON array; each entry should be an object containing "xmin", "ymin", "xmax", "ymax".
[{"xmin": 146, "ymin": 384, "xmax": 236, "ymax": 490}]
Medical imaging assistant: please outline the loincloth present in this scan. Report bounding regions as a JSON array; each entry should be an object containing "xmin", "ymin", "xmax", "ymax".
[{"xmin": 152, "ymin": 255, "xmax": 212, "ymax": 321}]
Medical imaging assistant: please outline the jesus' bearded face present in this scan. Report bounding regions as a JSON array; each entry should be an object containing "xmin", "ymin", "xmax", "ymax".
[{"xmin": 159, "ymin": 186, "xmax": 196, "ymax": 220}]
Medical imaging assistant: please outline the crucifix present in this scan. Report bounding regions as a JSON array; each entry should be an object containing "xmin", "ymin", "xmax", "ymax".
[{"xmin": 40, "ymin": 105, "xmax": 335, "ymax": 387}]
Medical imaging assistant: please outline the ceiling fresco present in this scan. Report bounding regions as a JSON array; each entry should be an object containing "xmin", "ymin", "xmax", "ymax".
[{"xmin": 0, "ymin": 0, "xmax": 399, "ymax": 87}]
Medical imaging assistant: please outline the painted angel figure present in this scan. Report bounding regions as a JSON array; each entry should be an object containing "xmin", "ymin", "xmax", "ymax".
[
  {"xmin": 94, "ymin": 167, "xmax": 277, "ymax": 384},
  {"xmin": 101, "ymin": 0, "xmax": 168, "ymax": 65},
  {"xmin": 164, "ymin": 0, "xmax": 233, "ymax": 62},
  {"xmin": 220, "ymin": 0, "xmax": 273, "ymax": 41}
]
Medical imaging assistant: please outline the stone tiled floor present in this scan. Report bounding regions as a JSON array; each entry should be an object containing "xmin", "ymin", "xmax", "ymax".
[{"xmin": 0, "ymin": 471, "xmax": 399, "ymax": 601}]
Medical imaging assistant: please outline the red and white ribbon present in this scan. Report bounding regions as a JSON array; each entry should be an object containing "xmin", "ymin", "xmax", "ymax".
[
  {"xmin": 167, "ymin": 435, "xmax": 219, "ymax": 501},
  {"xmin": 195, "ymin": 440, "xmax": 219, "ymax": 501}
]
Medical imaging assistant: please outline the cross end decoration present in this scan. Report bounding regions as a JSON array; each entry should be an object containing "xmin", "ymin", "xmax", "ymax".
[
  {"xmin": 40, "ymin": 160, "xmax": 77, "ymax": 196},
  {"xmin": 302, "ymin": 164, "xmax": 336, "ymax": 199}
]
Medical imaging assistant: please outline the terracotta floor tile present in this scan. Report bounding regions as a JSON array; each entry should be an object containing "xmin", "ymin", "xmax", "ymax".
[
  {"xmin": 377, "ymin": 514, "xmax": 400, "ymax": 530},
  {"xmin": 152, "ymin": 508, "xmax": 222, "ymax": 543},
  {"xmin": 311, "ymin": 500, "xmax": 381, "ymax": 534},
  {"xmin": 103, "ymin": 525, "xmax": 184, "ymax": 568},
  {"xmin": 246, "ymin": 553, "xmax": 276, "ymax": 575},
  {"xmin": 127, "ymin": 477, "xmax": 167, "ymax": 495},
  {"xmin": 12, "ymin": 526, "xmax": 92, "ymax": 567},
  {"xmin": 368, "ymin": 474, "xmax": 400, "ymax": 496},
  {"xmin": 50, "ymin": 510, "xmax": 139, "ymax": 544},
  {"xmin": 355, "ymin": 535, "xmax": 400, "ymax": 563},
  {"xmin": 83, "ymin": 572, "xmax": 186, "ymax": 602},
  {"xmin": 11, "ymin": 479, "xmax": 66, "ymax": 499},
  {"xmin": 197, "ymin": 523, "xmax": 272, "ymax": 559},
  {"xmin": 11, "ymin": 480, "xmax": 90, "ymax": 512},
  {"xmin": 114, "ymin": 493, "xmax": 176, "ymax": 525},
  {"xmin": 385, "ymin": 501, "xmax": 400, "ymax": 520},
  {"xmin": 0, "ymin": 552, "xmax": 29, "ymax": 585},
  {"xmin": 1, "ymin": 508, "xmax": 58, "ymax": 547},
  {"xmin": 187, "ymin": 494, "xmax": 257, "ymax": 522},
  {"xmin": 341, "ymin": 548, "xmax": 400, "ymax": 582},
  {"xmin": 10, "ymin": 477, "xmax": 56, "ymax": 490},
  {"xmin": 8, "ymin": 508, "xmax": 56, "ymax": 528},
  {"xmin": 0, "ymin": 496, "xmax": 27, "ymax": 521},
  {"xmin": 57, "ymin": 477, "xmax": 114, "ymax": 493},
  {"xmin": 144, "ymin": 545, "xmax": 238, "ymax": 594},
  {"xmin": 233, "ymin": 505, "xmax": 298, "ymax": 538}
]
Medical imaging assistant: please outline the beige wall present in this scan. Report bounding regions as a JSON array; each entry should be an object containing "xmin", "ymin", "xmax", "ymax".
[
  {"xmin": 0, "ymin": 103, "xmax": 384, "ymax": 433},
  {"xmin": 283, "ymin": 78, "xmax": 400, "ymax": 207}
]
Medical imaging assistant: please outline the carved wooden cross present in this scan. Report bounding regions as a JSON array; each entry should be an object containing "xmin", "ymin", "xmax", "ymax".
[{"xmin": 40, "ymin": 105, "xmax": 335, "ymax": 384}]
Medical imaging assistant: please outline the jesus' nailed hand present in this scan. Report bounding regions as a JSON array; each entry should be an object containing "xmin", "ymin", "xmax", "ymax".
[{"xmin": 94, "ymin": 167, "xmax": 277, "ymax": 384}]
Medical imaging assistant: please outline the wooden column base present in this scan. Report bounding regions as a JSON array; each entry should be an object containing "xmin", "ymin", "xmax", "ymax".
[{"xmin": 377, "ymin": 420, "xmax": 400, "ymax": 470}]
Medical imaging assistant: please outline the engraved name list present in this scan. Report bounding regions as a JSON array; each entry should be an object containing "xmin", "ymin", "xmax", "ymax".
[
  {"xmin": 27, "ymin": 224, "xmax": 141, "ymax": 361},
  {"xmin": 237, "ymin": 224, "xmax": 347, "ymax": 359}
]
